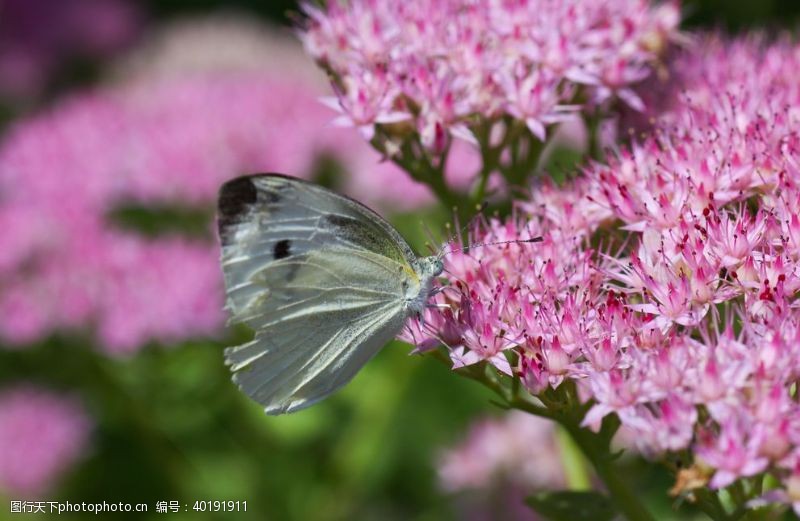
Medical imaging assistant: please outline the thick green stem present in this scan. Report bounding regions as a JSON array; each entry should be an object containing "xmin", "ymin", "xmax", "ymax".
[
  {"xmin": 585, "ymin": 108, "xmax": 605, "ymax": 162},
  {"xmin": 507, "ymin": 132, "xmax": 545, "ymax": 186},
  {"xmin": 556, "ymin": 426, "xmax": 593, "ymax": 490},
  {"xmin": 471, "ymin": 120, "xmax": 504, "ymax": 207},
  {"xmin": 558, "ymin": 419, "xmax": 656, "ymax": 521},
  {"xmin": 370, "ymin": 131, "xmax": 468, "ymax": 219},
  {"xmin": 469, "ymin": 117, "xmax": 548, "ymax": 220},
  {"xmin": 396, "ymin": 148, "xmax": 461, "ymax": 210}
]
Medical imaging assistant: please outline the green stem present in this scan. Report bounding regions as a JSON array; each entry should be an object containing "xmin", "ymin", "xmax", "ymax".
[
  {"xmin": 692, "ymin": 488, "xmax": 730, "ymax": 520},
  {"xmin": 426, "ymin": 349, "xmax": 656, "ymax": 521},
  {"xmin": 585, "ymin": 107, "xmax": 604, "ymax": 162},
  {"xmin": 556, "ymin": 426, "xmax": 593, "ymax": 490},
  {"xmin": 471, "ymin": 120, "xmax": 504, "ymax": 207},
  {"xmin": 555, "ymin": 418, "xmax": 655, "ymax": 521},
  {"xmin": 511, "ymin": 131, "xmax": 546, "ymax": 184},
  {"xmin": 371, "ymin": 131, "xmax": 470, "ymax": 220}
]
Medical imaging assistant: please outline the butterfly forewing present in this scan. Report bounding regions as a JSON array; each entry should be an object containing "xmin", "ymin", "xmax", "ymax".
[{"xmin": 218, "ymin": 174, "xmax": 420, "ymax": 414}]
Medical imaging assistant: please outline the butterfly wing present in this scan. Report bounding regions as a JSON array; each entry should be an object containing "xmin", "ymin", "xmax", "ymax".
[{"xmin": 218, "ymin": 174, "xmax": 419, "ymax": 414}]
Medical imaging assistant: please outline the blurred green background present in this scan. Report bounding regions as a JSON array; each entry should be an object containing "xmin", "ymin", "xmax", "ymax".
[{"xmin": 1, "ymin": 1, "xmax": 799, "ymax": 520}]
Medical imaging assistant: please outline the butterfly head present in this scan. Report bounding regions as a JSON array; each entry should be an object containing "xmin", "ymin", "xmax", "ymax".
[
  {"xmin": 419, "ymin": 256, "xmax": 444, "ymax": 278},
  {"xmin": 406, "ymin": 256, "xmax": 444, "ymax": 318}
]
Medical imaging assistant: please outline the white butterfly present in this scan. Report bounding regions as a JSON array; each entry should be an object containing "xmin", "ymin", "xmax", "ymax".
[{"xmin": 217, "ymin": 173, "xmax": 444, "ymax": 414}]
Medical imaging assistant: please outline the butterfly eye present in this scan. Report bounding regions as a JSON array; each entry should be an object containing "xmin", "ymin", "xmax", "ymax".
[{"xmin": 434, "ymin": 259, "xmax": 444, "ymax": 276}]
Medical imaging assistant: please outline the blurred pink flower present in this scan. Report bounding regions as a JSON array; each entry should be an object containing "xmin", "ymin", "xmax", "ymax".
[
  {"xmin": 111, "ymin": 15, "xmax": 480, "ymax": 211},
  {"xmin": 0, "ymin": 18, "xmax": 480, "ymax": 353},
  {"xmin": 0, "ymin": 385, "xmax": 92, "ymax": 496},
  {"xmin": 438, "ymin": 411, "xmax": 566, "ymax": 492},
  {"xmin": 0, "ymin": 0, "xmax": 141, "ymax": 100},
  {"xmin": 438, "ymin": 411, "xmax": 566, "ymax": 521},
  {"xmin": 109, "ymin": 15, "xmax": 328, "ymax": 86}
]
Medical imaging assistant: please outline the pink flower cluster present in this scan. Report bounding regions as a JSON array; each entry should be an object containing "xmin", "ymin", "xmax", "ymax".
[
  {"xmin": 0, "ymin": 61, "xmax": 461, "ymax": 354},
  {"xmin": 301, "ymin": 0, "xmax": 680, "ymax": 148},
  {"xmin": 631, "ymin": 34, "xmax": 800, "ymax": 131},
  {"xmin": 0, "ymin": 385, "xmax": 92, "ymax": 496},
  {"xmin": 407, "ymin": 34, "xmax": 800, "ymax": 502}
]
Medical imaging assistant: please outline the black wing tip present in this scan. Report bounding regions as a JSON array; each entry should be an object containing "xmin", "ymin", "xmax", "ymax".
[
  {"xmin": 219, "ymin": 176, "xmax": 257, "ymax": 216},
  {"xmin": 217, "ymin": 176, "xmax": 259, "ymax": 243},
  {"xmin": 217, "ymin": 173, "xmax": 307, "ymax": 244},
  {"xmin": 217, "ymin": 173, "xmax": 309, "ymax": 212}
]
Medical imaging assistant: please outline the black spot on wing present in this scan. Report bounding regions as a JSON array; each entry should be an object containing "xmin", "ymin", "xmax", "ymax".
[
  {"xmin": 218, "ymin": 176, "xmax": 258, "ymax": 243},
  {"xmin": 274, "ymin": 239, "xmax": 291, "ymax": 259}
]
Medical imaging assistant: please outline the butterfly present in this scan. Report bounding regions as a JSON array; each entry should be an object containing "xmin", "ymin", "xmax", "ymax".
[{"xmin": 217, "ymin": 173, "xmax": 445, "ymax": 414}]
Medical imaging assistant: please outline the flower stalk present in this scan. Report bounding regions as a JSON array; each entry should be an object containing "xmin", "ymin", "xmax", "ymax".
[{"xmin": 434, "ymin": 352, "xmax": 657, "ymax": 521}]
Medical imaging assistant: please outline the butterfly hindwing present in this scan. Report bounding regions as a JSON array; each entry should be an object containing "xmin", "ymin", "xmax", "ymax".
[
  {"xmin": 217, "ymin": 174, "xmax": 420, "ymax": 413},
  {"xmin": 225, "ymin": 252, "xmax": 408, "ymax": 414}
]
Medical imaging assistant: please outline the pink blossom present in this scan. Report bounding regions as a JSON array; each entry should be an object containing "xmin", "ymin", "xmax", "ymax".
[
  {"xmin": 302, "ymin": 0, "xmax": 681, "ymax": 151},
  {"xmin": 696, "ymin": 414, "xmax": 770, "ymax": 489},
  {"xmin": 616, "ymin": 395, "xmax": 698, "ymax": 456},
  {"xmin": 0, "ymin": 385, "xmax": 92, "ymax": 496}
]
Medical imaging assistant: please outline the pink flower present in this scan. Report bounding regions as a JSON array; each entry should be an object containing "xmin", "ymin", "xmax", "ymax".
[
  {"xmin": 0, "ymin": 385, "xmax": 92, "ymax": 496},
  {"xmin": 697, "ymin": 414, "xmax": 770, "ymax": 489},
  {"xmin": 498, "ymin": 68, "xmax": 578, "ymax": 141},
  {"xmin": 616, "ymin": 395, "xmax": 697, "ymax": 456},
  {"xmin": 302, "ymin": 0, "xmax": 681, "ymax": 150},
  {"xmin": 323, "ymin": 67, "xmax": 410, "ymax": 141}
]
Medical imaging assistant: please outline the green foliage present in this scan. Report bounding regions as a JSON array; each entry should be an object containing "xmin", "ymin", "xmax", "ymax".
[
  {"xmin": 109, "ymin": 204, "xmax": 215, "ymax": 239},
  {"xmin": 526, "ymin": 490, "xmax": 617, "ymax": 521},
  {"xmin": 0, "ymin": 334, "xmax": 498, "ymax": 520}
]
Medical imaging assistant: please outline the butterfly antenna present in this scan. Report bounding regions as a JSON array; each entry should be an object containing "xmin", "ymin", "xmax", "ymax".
[
  {"xmin": 437, "ymin": 202, "xmax": 544, "ymax": 258},
  {"xmin": 421, "ymin": 218, "xmax": 442, "ymax": 255},
  {"xmin": 436, "ymin": 201, "xmax": 490, "ymax": 257},
  {"xmin": 440, "ymin": 236, "xmax": 544, "ymax": 258}
]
